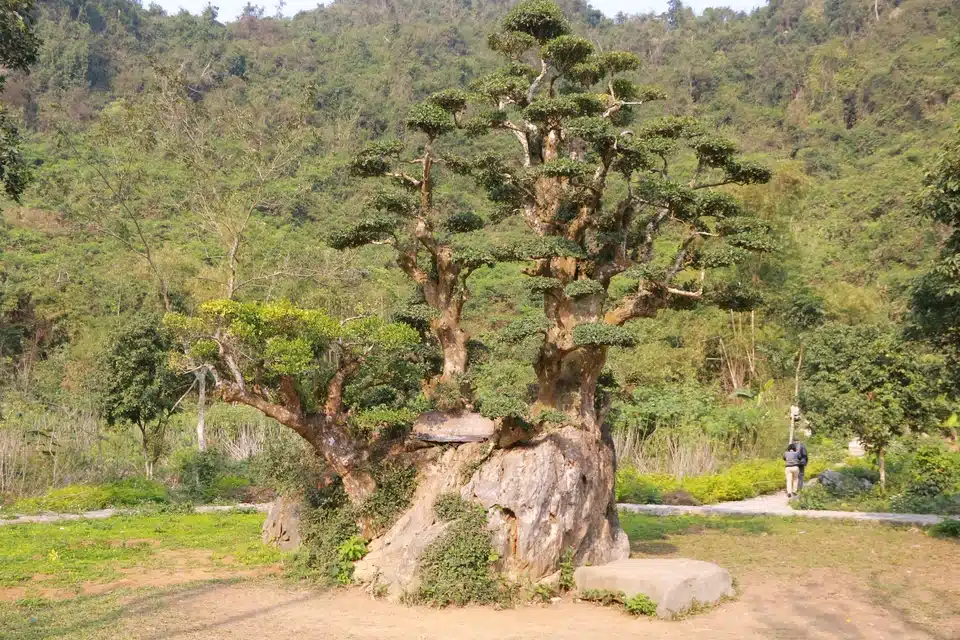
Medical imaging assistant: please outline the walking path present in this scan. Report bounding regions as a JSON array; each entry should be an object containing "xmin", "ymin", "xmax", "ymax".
[
  {"xmin": 618, "ymin": 491, "xmax": 946, "ymax": 526},
  {"xmin": 2, "ymin": 494, "xmax": 948, "ymax": 527},
  {"xmin": 0, "ymin": 502, "xmax": 270, "ymax": 526}
]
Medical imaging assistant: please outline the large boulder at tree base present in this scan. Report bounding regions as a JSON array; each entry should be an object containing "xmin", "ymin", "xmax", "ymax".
[
  {"xmin": 261, "ymin": 495, "xmax": 301, "ymax": 551},
  {"xmin": 574, "ymin": 558, "xmax": 734, "ymax": 619},
  {"xmin": 354, "ymin": 426, "xmax": 630, "ymax": 598}
]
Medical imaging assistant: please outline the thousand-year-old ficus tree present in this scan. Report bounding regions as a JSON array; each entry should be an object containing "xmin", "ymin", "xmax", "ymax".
[{"xmin": 169, "ymin": 0, "xmax": 775, "ymax": 597}]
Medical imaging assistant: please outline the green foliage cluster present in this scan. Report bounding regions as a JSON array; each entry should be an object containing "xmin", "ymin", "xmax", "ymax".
[
  {"xmin": 792, "ymin": 445, "xmax": 960, "ymax": 515},
  {"xmin": 415, "ymin": 494, "xmax": 501, "ymax": 606},
  {"xmin": 579, "ymin": 588, "xmax": 656, "ymax": 616},
  {"xmin": 617, "ymin": 459, "xmax": 829, "ymax": 505},
  {"xmin": 356, "ymin": 464, "xmax": 417, "ymax": 536},
  {"xmin": 800, "ymin": 324, "xmax": 941, "ymax": 460},
  {"xmin": 11, "ymin": 478, "xmax": 168, "ymax": 514}
]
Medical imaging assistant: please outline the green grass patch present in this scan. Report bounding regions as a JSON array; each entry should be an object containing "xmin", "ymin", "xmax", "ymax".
[
  {"xmin": 0, "ymin": 512, "xmax": 279, "ymax": 588},
  {"xmin": 619, "ymin": 511, "xmax": 771, "ymax": 543},
  {"xmin": 9, "ymin": 479, "xmax": 169, "ymax": 515}
]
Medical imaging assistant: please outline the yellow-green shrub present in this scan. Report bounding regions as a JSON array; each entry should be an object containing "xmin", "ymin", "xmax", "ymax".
[{"xmin": 617, "ymin": 459, "xmax": 828, "ymax": 505}]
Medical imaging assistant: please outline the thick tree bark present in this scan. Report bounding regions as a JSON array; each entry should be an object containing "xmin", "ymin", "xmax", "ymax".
[
  {"xmin": 219, "ymin": 380, "xmax": 376, "ymax": 505},
  {"xmin": 195, "ymin": 367, "xmax": 207, "ymax": 452}
]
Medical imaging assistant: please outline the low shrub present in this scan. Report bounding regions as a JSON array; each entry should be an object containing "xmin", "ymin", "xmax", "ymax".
[
  {"xmin": 929, "ymin": 519, "xmax": 960, "ymax": 539},
  {"xmin": 616, "ymin": 459, "xmax": 829, "ymax": 505},
  {"xmin": 415, "ymin": 494, "xmax": 501, "ymax": 606},
  {"xmin": 294, "ymin": 483, "xmax": 361, "ymax": 585},
  {"xmin": 357, "ymin": 465, "xmax": 417, "ymax": 536},
  {"xmin": 791, "ymin": 484, "xmax": 831, "ymax": 510},
  {"xmin": 10, "ymin": 479, "xmax": 169, "ymax": 514},
  {"xmin": 211, "ymin": 474, "xmax": 252, "ymax": 501}
]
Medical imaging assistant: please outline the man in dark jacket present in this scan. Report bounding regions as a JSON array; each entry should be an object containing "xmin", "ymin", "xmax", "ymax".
[{"xmin": 794, "ymin": 440, "xmax": 808, "ymax": 489}]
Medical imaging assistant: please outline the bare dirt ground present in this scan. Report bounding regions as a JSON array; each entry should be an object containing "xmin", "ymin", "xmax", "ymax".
[
  {"xmin": 4, "ymin": 514, "xmax": 957, "ymax": 640},
  {"xmin": 100, "ymin": 572, "xmax": 948, "ymax": 640}
]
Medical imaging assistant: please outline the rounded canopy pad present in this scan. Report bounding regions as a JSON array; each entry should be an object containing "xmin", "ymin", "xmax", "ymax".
[{"xmin": 574, "ymin": 558, "xmax": 734, "ymax": 618}]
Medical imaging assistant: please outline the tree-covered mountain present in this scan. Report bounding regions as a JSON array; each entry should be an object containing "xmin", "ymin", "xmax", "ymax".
[{"xmin": 1, "ymin": 0, "xmax": 959, "ymax": 486}]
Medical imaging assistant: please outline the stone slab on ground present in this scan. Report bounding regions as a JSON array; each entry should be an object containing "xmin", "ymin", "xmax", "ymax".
[
  {"xmin": 411, "ymin": 411, "xmax": 496, "ymax": 443},
  {"xmin": 574, "ymin": 558, "xmax": 734, "ymax": 619}
]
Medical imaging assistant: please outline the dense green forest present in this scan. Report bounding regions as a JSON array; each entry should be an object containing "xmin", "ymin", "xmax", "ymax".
[{"xmin": 1, "ymin": 0, "xmax": 959, "ymax": 506}]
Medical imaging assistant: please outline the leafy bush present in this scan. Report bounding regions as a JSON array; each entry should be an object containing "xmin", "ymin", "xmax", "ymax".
[
  {"xmin": 791, "ymin": 484, "xmax": 831, "ymax": 510},
  {"xmin": 929, "ymin": 519, "xmax": 960, "ymax": 539},
  {"xmin": 357, "ymin": 465, "xmax": 417, "ymax": 536},
  {"xmin": 335, "ymin": 535, "xmax": 369, "ymax": 584},
  {"xmin": 211, "ymin": 474, "xmax": 252, "ymax": 501},
  {"xmin": 11, "ymin": 479, "xmax": 169, "ymax": 514},
  {"xmin": 171, "ymin": 449, "xmax": 228, "ymax": 502},
  {"xmin": 616, "ymin": 459, "xmax": 828, "ymax": 505},
  {"xmin": 905, "ymin": 445, "xmax": 960, "ymax": 498},
  {"xmin": 415, "ymin": 494, "xmax": 501, "ymax": 606},
  {"xmin": 295, "ymin": 483, "xmax": 361, "ymax": 585},
  {"xmin": 624, "ymin": 593, "xmax": 657, "ymax": 617}
]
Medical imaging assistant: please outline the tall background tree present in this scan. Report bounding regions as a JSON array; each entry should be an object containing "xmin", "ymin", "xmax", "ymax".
[{"xmin": 0, "ymin": 0, "xmax": 40, "ymax": 200}]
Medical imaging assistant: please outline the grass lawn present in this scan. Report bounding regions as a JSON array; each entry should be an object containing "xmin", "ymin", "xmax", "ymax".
[
  {"xmin": 620, "ymin": 511, "xmax": 960, "ymax": 636},
  {"xmin": 0, "ymin": 511, "xmax": 957, "ymax": 639},
  {"xmin": 0, "ymin": 512, "xmax": 280, "ymax": 591}
]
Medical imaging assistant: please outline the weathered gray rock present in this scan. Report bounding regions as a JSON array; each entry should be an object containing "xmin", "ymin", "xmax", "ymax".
[
  {"xmin": 261, "ymin": 495, "xmax": 301, "ymax": 551},
  {"xmin": 575, "ymin": 558, "xmax": 734, "ymax": 619},
  {"xmin": 819, "ymin": 468, "xmax": 873, "ymax": 495},
  {"xmin": 353, "ymin": 443, "xmax": 483, "ymax": 597},
  {"xmin": 354, "ymin": 426, "xmax": 629, "ymax": 599},
  {"xmin": 463, "ymin": 426, "xmax": 630, "ymax": 582},
  {"xmin": 412, "ymin": 411, "xmax": 496, "ymax": 443}
]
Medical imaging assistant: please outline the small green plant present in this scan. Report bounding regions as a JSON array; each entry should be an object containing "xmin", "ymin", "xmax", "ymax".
[
  {"xmin": 580, "ymin": 589, "xmax": 625, "ymax": 606},
  {"xmin": 532, "ymin": 582, "xmax": 558, "ymax": 602},
  {"xmin": 558, "ymin": 547, "xmax": 575, "ymax": 592},
  {"xmin": 335, "ymin": 535, "xmax": 369, "ymax": 584},
  {"xmin": 624, "ymin": 593, "xmax": 657, "ymax": 617},
  {"xmin": 929, "ymin": 519, "xmax": 960, "ymax": 539}
]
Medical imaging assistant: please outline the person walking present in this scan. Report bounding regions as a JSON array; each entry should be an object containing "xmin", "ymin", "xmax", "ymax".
[
  {"xmin": 784, "ymin": 443, "xmax": 801, "ymax": 498},
  {"xmin": 794, "ymin": 440, "xmax": 808, "ymax": 490}
]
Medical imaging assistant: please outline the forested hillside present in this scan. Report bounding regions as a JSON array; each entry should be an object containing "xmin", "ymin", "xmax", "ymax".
[{"xmin": 1, "ymin": 0, "xmax": 959, "ymax": 498}]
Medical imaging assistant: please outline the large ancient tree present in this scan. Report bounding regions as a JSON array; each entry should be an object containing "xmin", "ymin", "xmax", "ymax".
[
  {"xmin": 454, "ymin": 0, "xmax": 773, "ymax": 431},
  {"xmin": 170, "ymin": 0, "xmax": 774, "ymax": 597},
  {"xmin": 331, "ymin": 94, "xmax": 500, "ymax": 384}
]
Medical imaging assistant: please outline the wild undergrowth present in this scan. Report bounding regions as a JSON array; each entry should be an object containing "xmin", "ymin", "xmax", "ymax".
[{"xmin": 413, "ymin": 494, "xmax": 503, "ymax": 607}]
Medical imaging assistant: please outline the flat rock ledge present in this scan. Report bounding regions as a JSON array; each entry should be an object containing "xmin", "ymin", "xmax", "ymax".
[{"xmin": 574, "ymin": 558, "xmax": 734, "ymax": 619}]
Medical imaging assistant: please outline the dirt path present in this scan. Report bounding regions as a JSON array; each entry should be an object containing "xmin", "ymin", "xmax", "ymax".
[
  {"xmin": 618, "ymin": 491, "xmax": 945, "ymax": 526},
  {"xmin": 106, "ymin": 575, "xmax": 943, "ymax": 640},
  {"xmin": 3, "ymin": 496, "xmax": 946, "ymax": 527}
]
